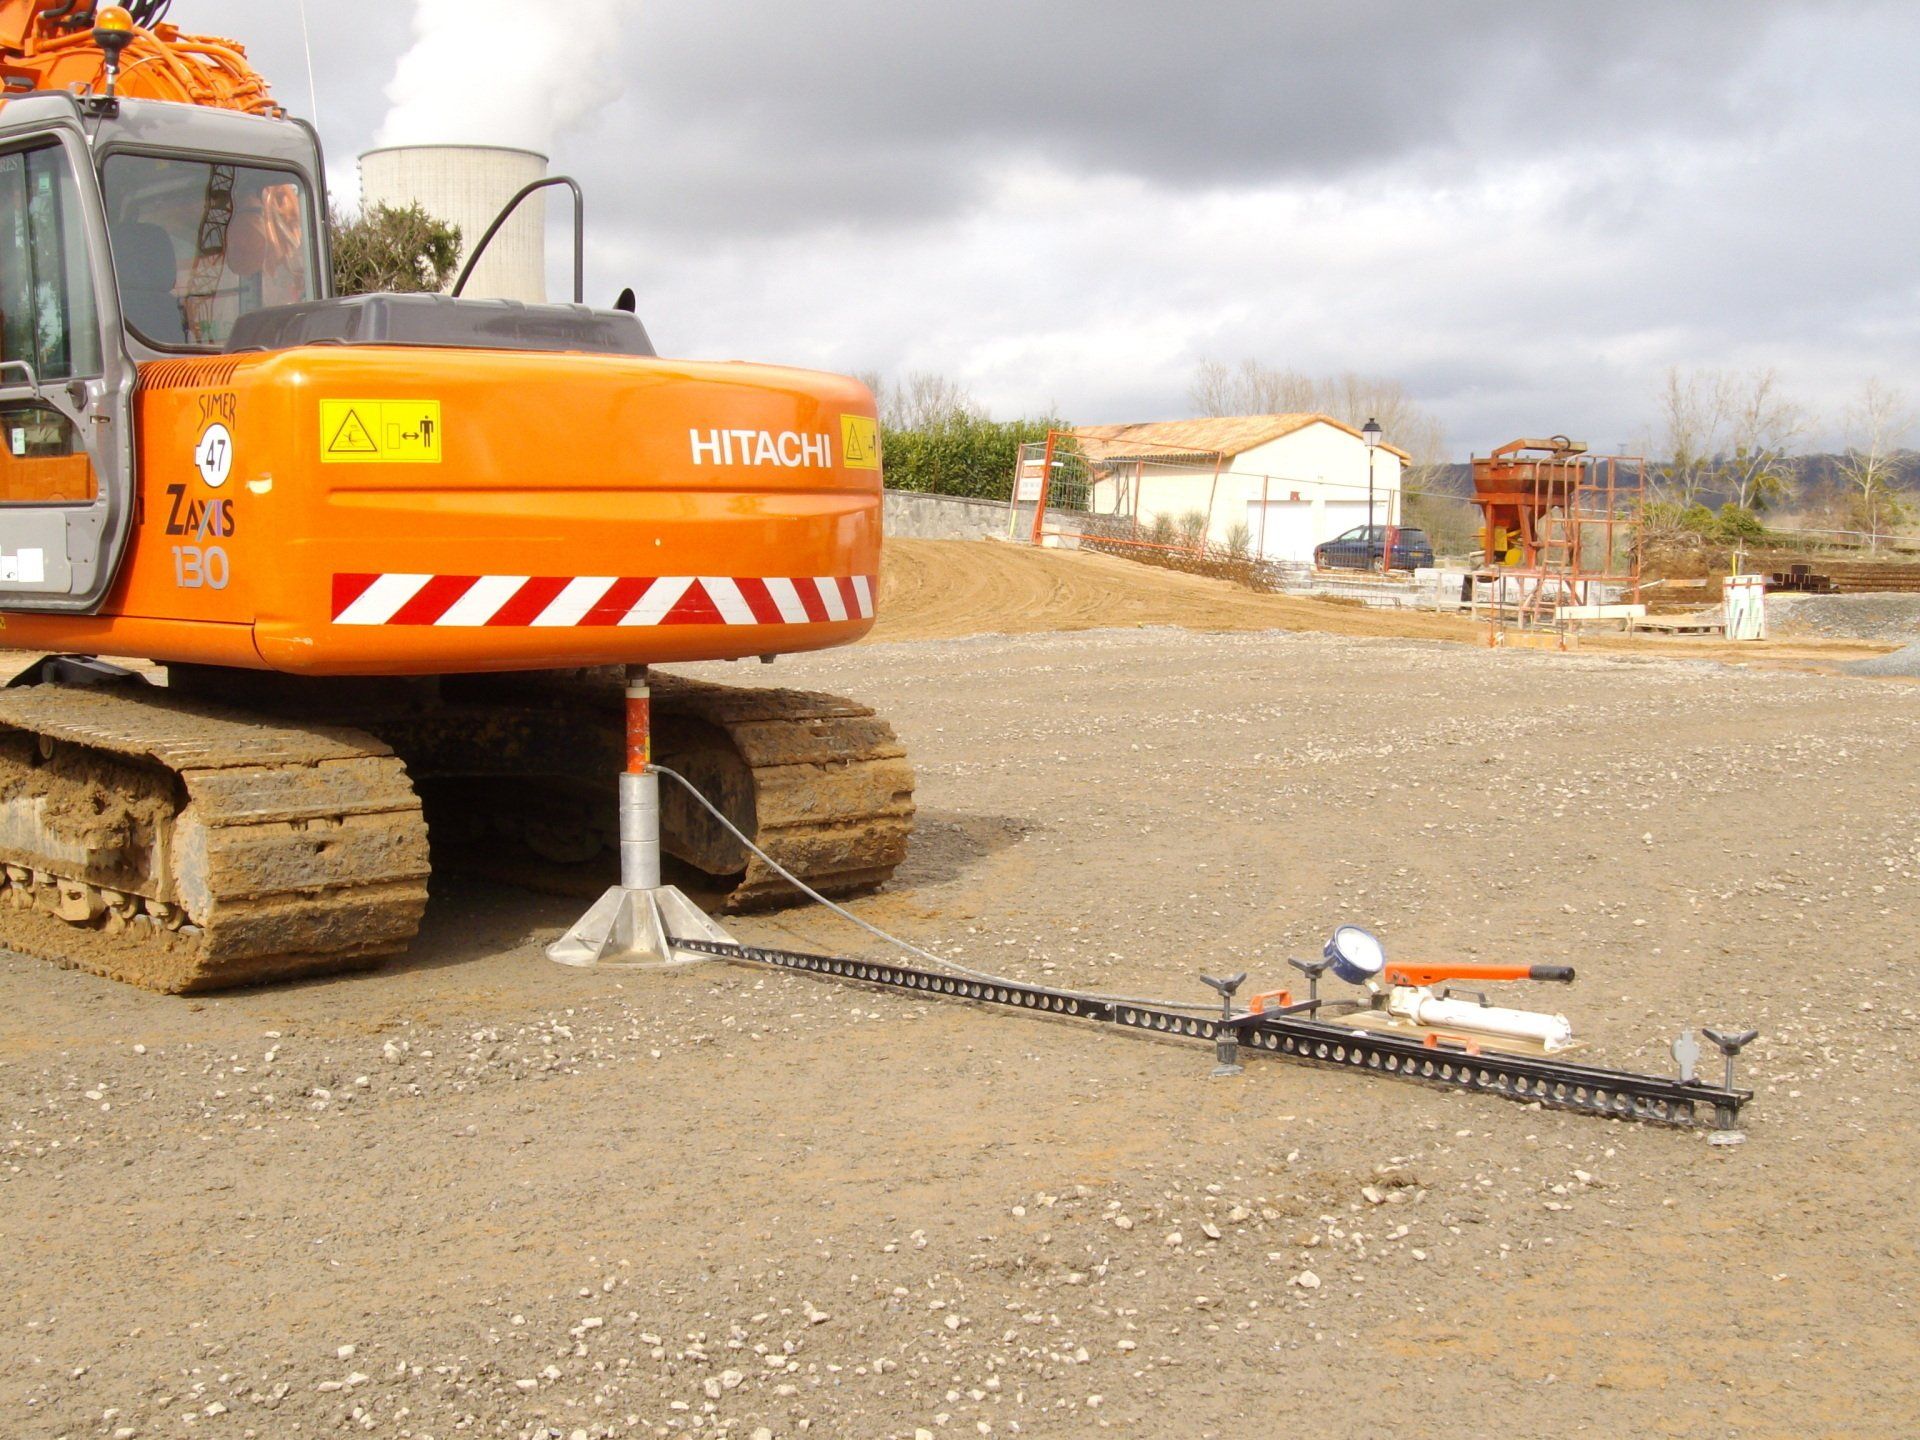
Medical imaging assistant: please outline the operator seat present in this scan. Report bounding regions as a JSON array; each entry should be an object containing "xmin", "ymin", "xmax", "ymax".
[{"xmin": 109, "ymin": 220, "xmax": 186, "ymax": 345}]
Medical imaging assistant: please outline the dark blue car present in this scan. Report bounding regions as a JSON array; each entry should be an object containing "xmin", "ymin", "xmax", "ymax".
[{"xmin": 1314, "ymin": 524, "xmax": 1435, "ymax": 573}]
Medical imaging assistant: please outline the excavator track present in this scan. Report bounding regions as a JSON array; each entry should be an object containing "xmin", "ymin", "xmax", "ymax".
[
  {"xmin": 0, "ymin": 684, "xmax": 430, "ymax": 993},
  {"xmin": 162, "ymin": 666, "xmax": 917, "ymax": 914},
  {"xmin": 648, "ymin": 674, "xmax": 915, "ymax": 909}
]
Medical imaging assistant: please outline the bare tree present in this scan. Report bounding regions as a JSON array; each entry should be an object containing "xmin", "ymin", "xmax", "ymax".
[
  {"xmin": 1650, "ymin": 366, "xmax": 1803, "ymax": 513},
  {"xmin": 1835, "ymin": 378, "xmax": 1916, "ymax": 548},
  {"xmin": 1189, "ymin": 358, "xmax": 1318, "ymax": 417},
  {"xmin": 1187, "ymin": 358, "xmax": 1235, "ymax": 417},
  {"xmin": 1187, "ymin": 359, "xmax": 1448, "ymax": 482},
  {"xmin": 1720, "ymin": 368, "xmax": 1804, "ymax": 513},
  {"xmin": 866, "ymin": 371, "xmax": 980, "ymax": 430},
  {"xmin": 1652, "ymin": 367, "xmax": 1733, "ymax": 506}
]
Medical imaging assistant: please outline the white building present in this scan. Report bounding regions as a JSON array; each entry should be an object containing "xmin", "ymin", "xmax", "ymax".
[
  {"xmin": 359, "ymin": 144, "xmax": 549, "ymax": 303},
  {"xmin": 1075, "ymin": 414, "xmax": 1411, "ymax": 564}
]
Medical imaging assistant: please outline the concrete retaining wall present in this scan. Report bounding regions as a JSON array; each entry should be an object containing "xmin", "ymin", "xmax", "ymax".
[
  {"xmin": 883, "ymin": 490, "xmax": 1013, "ymax": 541},
  {"xmin": 885, "ymin": 491, "xmax": 1087, "ymax": 545}
]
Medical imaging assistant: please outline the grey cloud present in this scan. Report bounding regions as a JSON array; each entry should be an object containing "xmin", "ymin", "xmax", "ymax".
[
  {"xmin": 150, "ymin": 1, "xmax": 1920, "ymax": 452},
  {"xmin": 599, "ymin": 0, "xmax": 1813, "ymax": 239}
]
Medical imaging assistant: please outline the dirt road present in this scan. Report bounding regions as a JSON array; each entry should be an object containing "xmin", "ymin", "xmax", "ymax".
[{"xmin": 3, "ymin": 542, "xmax": 1916, "ymax": 1439}]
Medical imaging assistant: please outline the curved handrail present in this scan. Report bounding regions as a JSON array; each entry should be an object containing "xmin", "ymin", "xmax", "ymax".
[{"xmin": 449, "ymin": 174, "xmax": 584, "ymax": 305}]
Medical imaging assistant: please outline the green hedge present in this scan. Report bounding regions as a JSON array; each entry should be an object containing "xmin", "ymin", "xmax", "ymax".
[{"xmin": 882, "ymin": 415, "xmax": 1065, "ymax": 501}]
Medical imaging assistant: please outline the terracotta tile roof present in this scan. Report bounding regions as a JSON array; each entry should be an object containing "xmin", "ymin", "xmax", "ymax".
[{"xmin": 1070, "ymin": 413, "xmax": 1412, "ymax": 463}]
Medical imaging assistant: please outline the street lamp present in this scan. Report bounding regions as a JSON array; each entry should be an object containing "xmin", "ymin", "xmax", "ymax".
[{"xmin": 1362, "ymin": 417, "xmax": 1382, "ymax": 569}]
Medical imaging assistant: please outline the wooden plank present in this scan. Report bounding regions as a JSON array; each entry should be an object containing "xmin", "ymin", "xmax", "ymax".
[{"xmin": 1555, "ymin": 603, "xmax": 1647, "ymax": 621}]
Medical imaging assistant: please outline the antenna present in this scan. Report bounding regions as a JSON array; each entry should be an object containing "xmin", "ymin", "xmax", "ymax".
[{"xmin": 297, "ymin": 0, "xmax": 321, "ymax": 125}]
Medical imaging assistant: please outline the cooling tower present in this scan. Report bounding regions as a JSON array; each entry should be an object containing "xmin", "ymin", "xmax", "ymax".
[{"xmin": 358, "ymin": 144, "xmax": 548, "ymax": 303}]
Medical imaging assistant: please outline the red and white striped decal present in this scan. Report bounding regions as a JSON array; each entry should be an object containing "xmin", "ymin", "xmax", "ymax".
[{"xmin": 330, "ymin": 574, "xmax": 876, "ymax": 628}]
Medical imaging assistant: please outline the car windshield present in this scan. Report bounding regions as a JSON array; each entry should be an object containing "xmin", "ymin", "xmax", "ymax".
[{"xmin": 101, "ymin": 154, "xmax": 316, "ymax": 348}]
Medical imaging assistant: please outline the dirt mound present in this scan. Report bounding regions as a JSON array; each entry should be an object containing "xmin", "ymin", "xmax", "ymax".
[
  {"xmin": 873, "ymin": 540, "xmax": 1900, "ymax": 668},
  {"xmin": 871, "ymin": 539, "xmax": 1479, "ymax": 644}
]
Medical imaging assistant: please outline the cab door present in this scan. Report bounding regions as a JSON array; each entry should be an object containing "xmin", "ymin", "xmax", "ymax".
[{"xmin": 0, "ymin": 96, "xmax": 136, "ymax": 613}]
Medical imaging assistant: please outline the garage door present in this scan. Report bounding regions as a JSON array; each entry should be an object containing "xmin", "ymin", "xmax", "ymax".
[
  {"xmin": 1321, "ymin": 500, "xmax": 1374, "ymax": 544},
  {"xmin": 1246, "ymin": 500, "xmax": 1314, "ymax": 563}
]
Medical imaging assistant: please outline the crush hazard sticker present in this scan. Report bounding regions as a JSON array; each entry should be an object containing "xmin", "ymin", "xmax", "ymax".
[
  {"xmin": 840, "ymin": 414, "xmax": 880, "ymax": 470},
  {"xmin": 319, "ymin": 400, "xmax": 442, "ymax": 464}
]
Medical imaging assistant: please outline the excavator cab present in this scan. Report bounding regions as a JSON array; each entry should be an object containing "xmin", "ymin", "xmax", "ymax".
[{"xmin": 0, "ymin": 90, "xmax": 326, "ymax": 614}]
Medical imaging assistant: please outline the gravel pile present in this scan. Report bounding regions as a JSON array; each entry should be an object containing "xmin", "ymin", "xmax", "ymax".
[
  {"xmin": 1846, "ymin": 640, "xmax": 1920, "ymax": 677},
  {"xmin": 1766, "ymin": 592, "xmax": 1920, "ymax": 643}
]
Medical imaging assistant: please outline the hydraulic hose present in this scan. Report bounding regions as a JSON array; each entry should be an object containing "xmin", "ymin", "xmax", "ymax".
[{"xmin": 650, "ymin": 763, "xmax": 1214, "ymax": 1012}]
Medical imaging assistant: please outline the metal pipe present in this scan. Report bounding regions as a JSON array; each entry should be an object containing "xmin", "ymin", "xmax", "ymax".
[{"xmin": 1029, "ymin": 428, "xmax": 1059, "ymax": 546}]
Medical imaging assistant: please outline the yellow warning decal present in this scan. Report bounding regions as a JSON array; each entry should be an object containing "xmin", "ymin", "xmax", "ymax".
[
  {"xmin": 320, "ymin": 400, "xmax": 442, "ymax": 464},
  {"xmin": 840, "ymin": 414, "xmax": 880, "ymax": 471}
]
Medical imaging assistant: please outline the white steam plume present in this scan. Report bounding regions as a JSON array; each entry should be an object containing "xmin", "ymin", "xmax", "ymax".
[{"xmin": 376, "ymin": 0, "xmax": 638, "ymax": 154}]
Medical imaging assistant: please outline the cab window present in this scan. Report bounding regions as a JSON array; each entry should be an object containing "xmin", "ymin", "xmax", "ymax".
[
  {"xmin": 101, "ymin": 154, "xmax": 315, "ymax": 348},
  {"xmin": 0, "ymin": 143, "xmax": 103, "ymax": 384}
]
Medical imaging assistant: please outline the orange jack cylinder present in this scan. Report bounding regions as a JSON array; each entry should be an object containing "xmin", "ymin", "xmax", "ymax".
[{"xmin": 626, "ymin": 671, "xmax": 651, "ymax": 775}]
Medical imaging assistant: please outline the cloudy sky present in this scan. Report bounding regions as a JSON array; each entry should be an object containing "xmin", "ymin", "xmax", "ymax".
[{"xmin": 187, "ymin": 0, "xmax": 1917, "ymax": 457}]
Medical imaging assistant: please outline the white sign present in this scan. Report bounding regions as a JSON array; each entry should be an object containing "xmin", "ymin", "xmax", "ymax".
[
  {"xmin": 1724, "ymin": 575, "xmax": 1767, "ymax": 641},
  {"xmin": 194, "ymin": 423, "xmax": 233, "ymax": 488},
  {"xmin": 0, "ymin": 548, "xmax": 44, "ymax": 583}
]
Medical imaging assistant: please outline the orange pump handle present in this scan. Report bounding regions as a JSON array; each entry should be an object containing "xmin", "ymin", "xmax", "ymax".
[{"xmin": 1382, "ymin": 962, "xmax": 1576, "ymax": 987}]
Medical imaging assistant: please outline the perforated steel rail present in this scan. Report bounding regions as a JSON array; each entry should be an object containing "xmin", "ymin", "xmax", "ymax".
[{"xmin": 675, "ymin": 938, "xmax": 1750, "ymax": 1130}]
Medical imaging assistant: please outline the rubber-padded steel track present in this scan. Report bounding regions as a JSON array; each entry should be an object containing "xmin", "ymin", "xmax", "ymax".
[
  {"xmin": 0, "ymin": 684, "xmax": 430, "ymax": 993},
  {"xmin": 649, "ymin": 675, "xmax": 915, "ymax": 909},
  {"xmin": 159, "ymin": 666, "xmax": 916, "ymax": 914},
  {"xmin": 675, "ymin": 937, "xmax": 1751, "ymax": 1129}
]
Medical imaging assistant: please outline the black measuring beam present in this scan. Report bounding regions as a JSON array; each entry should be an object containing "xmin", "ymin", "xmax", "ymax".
[{"xmin": 672, "ymin": 938, "xmax": 1751, "ymax": 1130}]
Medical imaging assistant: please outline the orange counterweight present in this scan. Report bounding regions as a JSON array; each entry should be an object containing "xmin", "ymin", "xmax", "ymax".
[{"xmin": 0, "ymin": 347, "xmax": 885, "ymax": 676}]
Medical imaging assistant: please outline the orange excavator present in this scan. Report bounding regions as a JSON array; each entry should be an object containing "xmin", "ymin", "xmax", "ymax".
[{"xmin": 0, "ymin": 2, "xmax": 914, "ymax": 990}]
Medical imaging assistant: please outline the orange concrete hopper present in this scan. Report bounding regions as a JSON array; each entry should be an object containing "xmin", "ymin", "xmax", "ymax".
[{"xmin": 1471, "ymin": 436, "xmax": 1588, "ymax": 567}]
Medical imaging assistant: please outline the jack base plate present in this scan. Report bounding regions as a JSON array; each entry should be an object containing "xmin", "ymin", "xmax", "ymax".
[{"xmin": 545, "ymin": 885, "xmax": 736, "ymax": 969}]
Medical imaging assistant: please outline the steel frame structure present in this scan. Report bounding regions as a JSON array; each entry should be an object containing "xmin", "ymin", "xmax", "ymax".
[{"xmin": 1471, "ymin": 442, "xmax": 1646, "ymax": 645}]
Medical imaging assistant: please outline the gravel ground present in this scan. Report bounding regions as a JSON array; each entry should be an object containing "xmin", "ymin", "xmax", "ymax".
[{"xmin": 4, "ymin": 626, "xmax": 1919, "ymax": 1440}]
